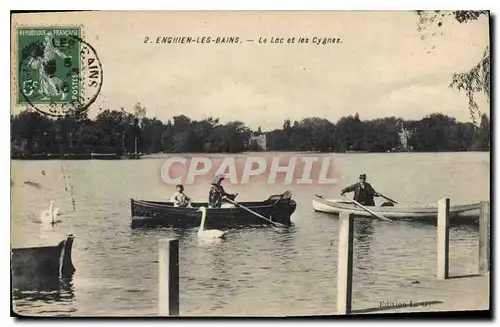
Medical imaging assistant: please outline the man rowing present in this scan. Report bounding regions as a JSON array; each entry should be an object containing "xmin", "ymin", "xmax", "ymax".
[
  {"xmin": 340, "ymin": 173, "xmax": 380, "ymax": 206},
  {"xmin": 209, "ymin": 174, "xmax": 238, "ymax": 208}
]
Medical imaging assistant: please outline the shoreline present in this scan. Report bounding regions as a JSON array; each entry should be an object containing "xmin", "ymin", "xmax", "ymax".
[{"xmin": 10, "ymin": 150, "xmax": 490, "ymax": 160}]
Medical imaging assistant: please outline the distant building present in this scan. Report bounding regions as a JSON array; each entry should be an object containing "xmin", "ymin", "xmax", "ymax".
[
  {"xmin": 249, "ymin": 134, "xmax": 267, "ymax": 151},
  {"xmin": 398, "ymin": 122, "xmax": 414, "ymax": 151}
]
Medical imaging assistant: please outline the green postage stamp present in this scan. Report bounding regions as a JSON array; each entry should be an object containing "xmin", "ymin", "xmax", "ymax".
[
  {"xmin": 16, "ymin": 26, "xmax": 102, "ymax": 116},
  {"xmin": 17, "ymin": 27, "xmax": 81, "ymax": 105}
]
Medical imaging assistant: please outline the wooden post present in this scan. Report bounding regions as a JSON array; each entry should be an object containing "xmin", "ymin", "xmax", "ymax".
[
  {"xmin": 479, "ymin": 201, "xmax": 490, "ymax": 274},
  {"xmin": 337, "ymin": 212, "xmax": 354, "ymax": 314},
  {"xmin": 159, "ymin": 238, "xmax": 179, "ymax": 316},
  {"xmin": 437, "ymin": 198, "xmax": 450, "ymax": 280}
]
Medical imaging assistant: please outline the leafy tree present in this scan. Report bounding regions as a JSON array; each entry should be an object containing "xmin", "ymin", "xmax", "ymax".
[
  {"xmin": 333, "ymin": 114, "xmax": 365, "ymax": 151},
  {"xmin": 10, "ymin": 107, "xmax": 490, "ymax": 157},
  {"xmin": 11, "ymin": 110, "xmax": 53, "ymax": 154},
  {"xmin": 363, "ymin": 117, "xmax": 400, "ymax": 152},
  {"xmin": 161, "ymin": 120, "xmax": 174, "ymax": 152},
  {"xmin": 416, "ymin": 10, "xmax": 489, "ymax": 126},
  {"xmin": 471, "ymin": 114, "xmax": 490, "ymax": 151}
]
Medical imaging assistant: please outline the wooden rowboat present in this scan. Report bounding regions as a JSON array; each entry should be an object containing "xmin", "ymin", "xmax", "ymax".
[
  {"xmin": 11, "ymin": 235, "xmax": 75, "ymax": 280},
  {"xmin": 130, "ymin": 192, "xmax": 296, "ymax": 229},
  {"xmin": 313, "ymin": 199, "xmax": 482, "ymax": 220}
]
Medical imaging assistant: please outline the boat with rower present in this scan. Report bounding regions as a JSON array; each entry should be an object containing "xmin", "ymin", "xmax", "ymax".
[
  {"xmin": 313, "ymin": 197, "xmax": 482, "ymax": 221},
  {"xmin": 130, "ymin": 191, "xmax": 297, "ymax": 229}
]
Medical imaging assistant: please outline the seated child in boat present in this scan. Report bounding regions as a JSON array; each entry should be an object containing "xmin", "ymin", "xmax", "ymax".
[{"xmin": 171, "ymin": 184, "xmax": 192, "ymax": 208}]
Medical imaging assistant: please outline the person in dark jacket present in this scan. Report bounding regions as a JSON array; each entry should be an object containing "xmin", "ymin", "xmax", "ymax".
[
  {"xmin": 208, "ymin": 174, "xmax": 238, "ymax": 208},
  {"xmin": 341, "ymin": 174, "xmax": 380, "ymax": 206}
]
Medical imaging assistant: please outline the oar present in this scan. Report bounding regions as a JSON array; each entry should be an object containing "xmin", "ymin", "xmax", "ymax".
[
  {"xmin": 343, "ymin": 195, "xmax": 392, "ymax": 222},
  {"xmin": 223, "ymin": 197, "xmax": 287, "ymax": 228},
  {"xmin": 378, "ymin": 193, "xmax": 398, "ymax": 204},
  {"xmin": 314, "ymin": 194, "xmax": 347, "ymax": 203}
]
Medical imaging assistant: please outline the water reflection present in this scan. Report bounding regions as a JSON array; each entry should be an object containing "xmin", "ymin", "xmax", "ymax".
[
  {"xmin": 354, "ymin": 218, "xmax": 374, "ymax": 246},
  {"xmin": 130, "ymin": 226, "xmax": 194, "ymax": 242},
  {"xmin": 353, "ymin": 218, "xmax": 375, "ymax": 286},
  {"xmin": 197, "ymin": 238, "xmax": 223, "ymax": 246},
  {"xmin": 400, "ymin": 216, "xmax": 480, "ymax": 228},
  {"xmin": 268, "ymin": 225, "xmax": 298, "ymax": 267},
  {"xmin": 11, "ymin": 154, "xmax": 488, "ymax": 316},
  {"xmin": 12, "ymin": 274, "xmax": 75, "ymax": 303},
  {"xmin": 242, "ymin": 225, "xmax": 300, "ymax": 272},
  {"xmin": 199, "ymin": 237, "xmax": 237, "ymax": 311},
  {"xmin": 269, "ymin": 224, "xmax": 296, "ymax": 244}
]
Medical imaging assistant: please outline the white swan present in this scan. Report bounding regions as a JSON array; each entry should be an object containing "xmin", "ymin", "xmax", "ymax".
[
  {"xmin": 40, "ymin": 201, "xmax": 61, "ymax": 224},
  {"xmin": 197, "ymin": 207, "xmax": 226, "ymax": 239}
]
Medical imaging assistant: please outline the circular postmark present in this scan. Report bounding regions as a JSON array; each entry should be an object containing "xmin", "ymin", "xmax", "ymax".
[{"xmin": 18, "ymin": 29, "xmax": 103, "ymax": 118}]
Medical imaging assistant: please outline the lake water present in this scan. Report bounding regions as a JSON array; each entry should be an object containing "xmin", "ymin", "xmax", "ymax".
[{"xmin": 11, "ymin": 152, "xmax": 490, "ymax": 316}]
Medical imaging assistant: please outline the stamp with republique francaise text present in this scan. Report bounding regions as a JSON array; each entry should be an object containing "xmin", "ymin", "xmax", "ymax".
[{"xmin": 16, "ymin": 26, "xmax": 103, "ymax": 117}]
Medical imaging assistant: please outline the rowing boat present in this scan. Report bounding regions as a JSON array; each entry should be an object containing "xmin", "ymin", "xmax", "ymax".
[
  {"xmin": 11, "ymin": 235, "xmax": 75, "ymax": 280},
  {"xmin": 130, "ymin": 191, "xmax": 297, "ymax": 229},
  {"xmin": 313, "ymin": 199, "xmax": 482, "ymax": 220}
]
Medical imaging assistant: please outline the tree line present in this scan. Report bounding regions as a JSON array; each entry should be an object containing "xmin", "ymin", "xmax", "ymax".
[
  {"xmin": 266, "ymin": 113, "xmax": 489, "ymax": 152},
  {"xmin": 10, "ymin": 104, "xmax": 490, "ymax": 157}
]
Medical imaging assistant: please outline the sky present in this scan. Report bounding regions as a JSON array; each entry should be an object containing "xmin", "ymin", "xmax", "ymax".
[{"xmin": 11, "ymin": 11, "xmax": 490, "ymax": 131}]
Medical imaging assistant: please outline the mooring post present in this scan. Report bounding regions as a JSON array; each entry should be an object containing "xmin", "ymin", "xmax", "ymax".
[
  {"xmin": 337, "ymin": 212, "xmax": 354, "ymax": 314},
  {"xmin": 478, "ymin": 201, "xmax": 490, "ymax": 275},
  {"xmin": 437, "ymin": 198, "xmax": 450, "ymax": 280},
  {"xmin": 159, "ymin": 238, "xmax": 179, "ymax": 316}
]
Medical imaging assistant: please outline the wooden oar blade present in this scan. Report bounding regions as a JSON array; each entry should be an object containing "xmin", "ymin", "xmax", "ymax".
[
  {"xmin": 343, "ymin": 196, "xmax": 393, "ymax": 222},
  {"xmin": 224, "ymin": 197, "xmax": 286, "ymax": 228},
  {"xmin": 369, "ymin": 211, "xmax": 392, "ymax": 222},
  {"xmin": 314, "ymin": 194, "xmax": 348, "ymax": 204}
]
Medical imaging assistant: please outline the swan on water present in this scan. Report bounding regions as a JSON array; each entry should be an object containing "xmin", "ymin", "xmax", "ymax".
[
  {"xmin": 197, "ymin": 207, "xmax": 226, "ymax": 239},
  {"xmin": 40, "ymin": 201, "xmax": 61, "ymax": 224}
]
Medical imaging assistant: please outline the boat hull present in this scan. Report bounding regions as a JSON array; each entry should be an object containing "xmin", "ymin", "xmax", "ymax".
[
  {"xmin": 131, "ymin": 193, "xmax": 297, "ymax": 229},
  {"xmin": 312, "ymin": 199, "xmax": 482, "ymax": 220},
  {"xmin": 11, "ymin": 235, "xmax": 75, "ymax": 283}
]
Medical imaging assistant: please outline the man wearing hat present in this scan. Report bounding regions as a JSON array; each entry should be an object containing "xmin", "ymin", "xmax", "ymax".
[
  {"xmin": 208, "ymin": 174, "xmax": 238, "ymax": 208},
  {"xmin": 340, "ymin": 174, "xmax": 380, "ymax": 206}
]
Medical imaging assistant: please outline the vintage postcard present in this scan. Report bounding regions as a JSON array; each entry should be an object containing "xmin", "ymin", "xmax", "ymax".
[{"xmin": 10, "ymin": 11, "xmax": 490, "ymax": 317}]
